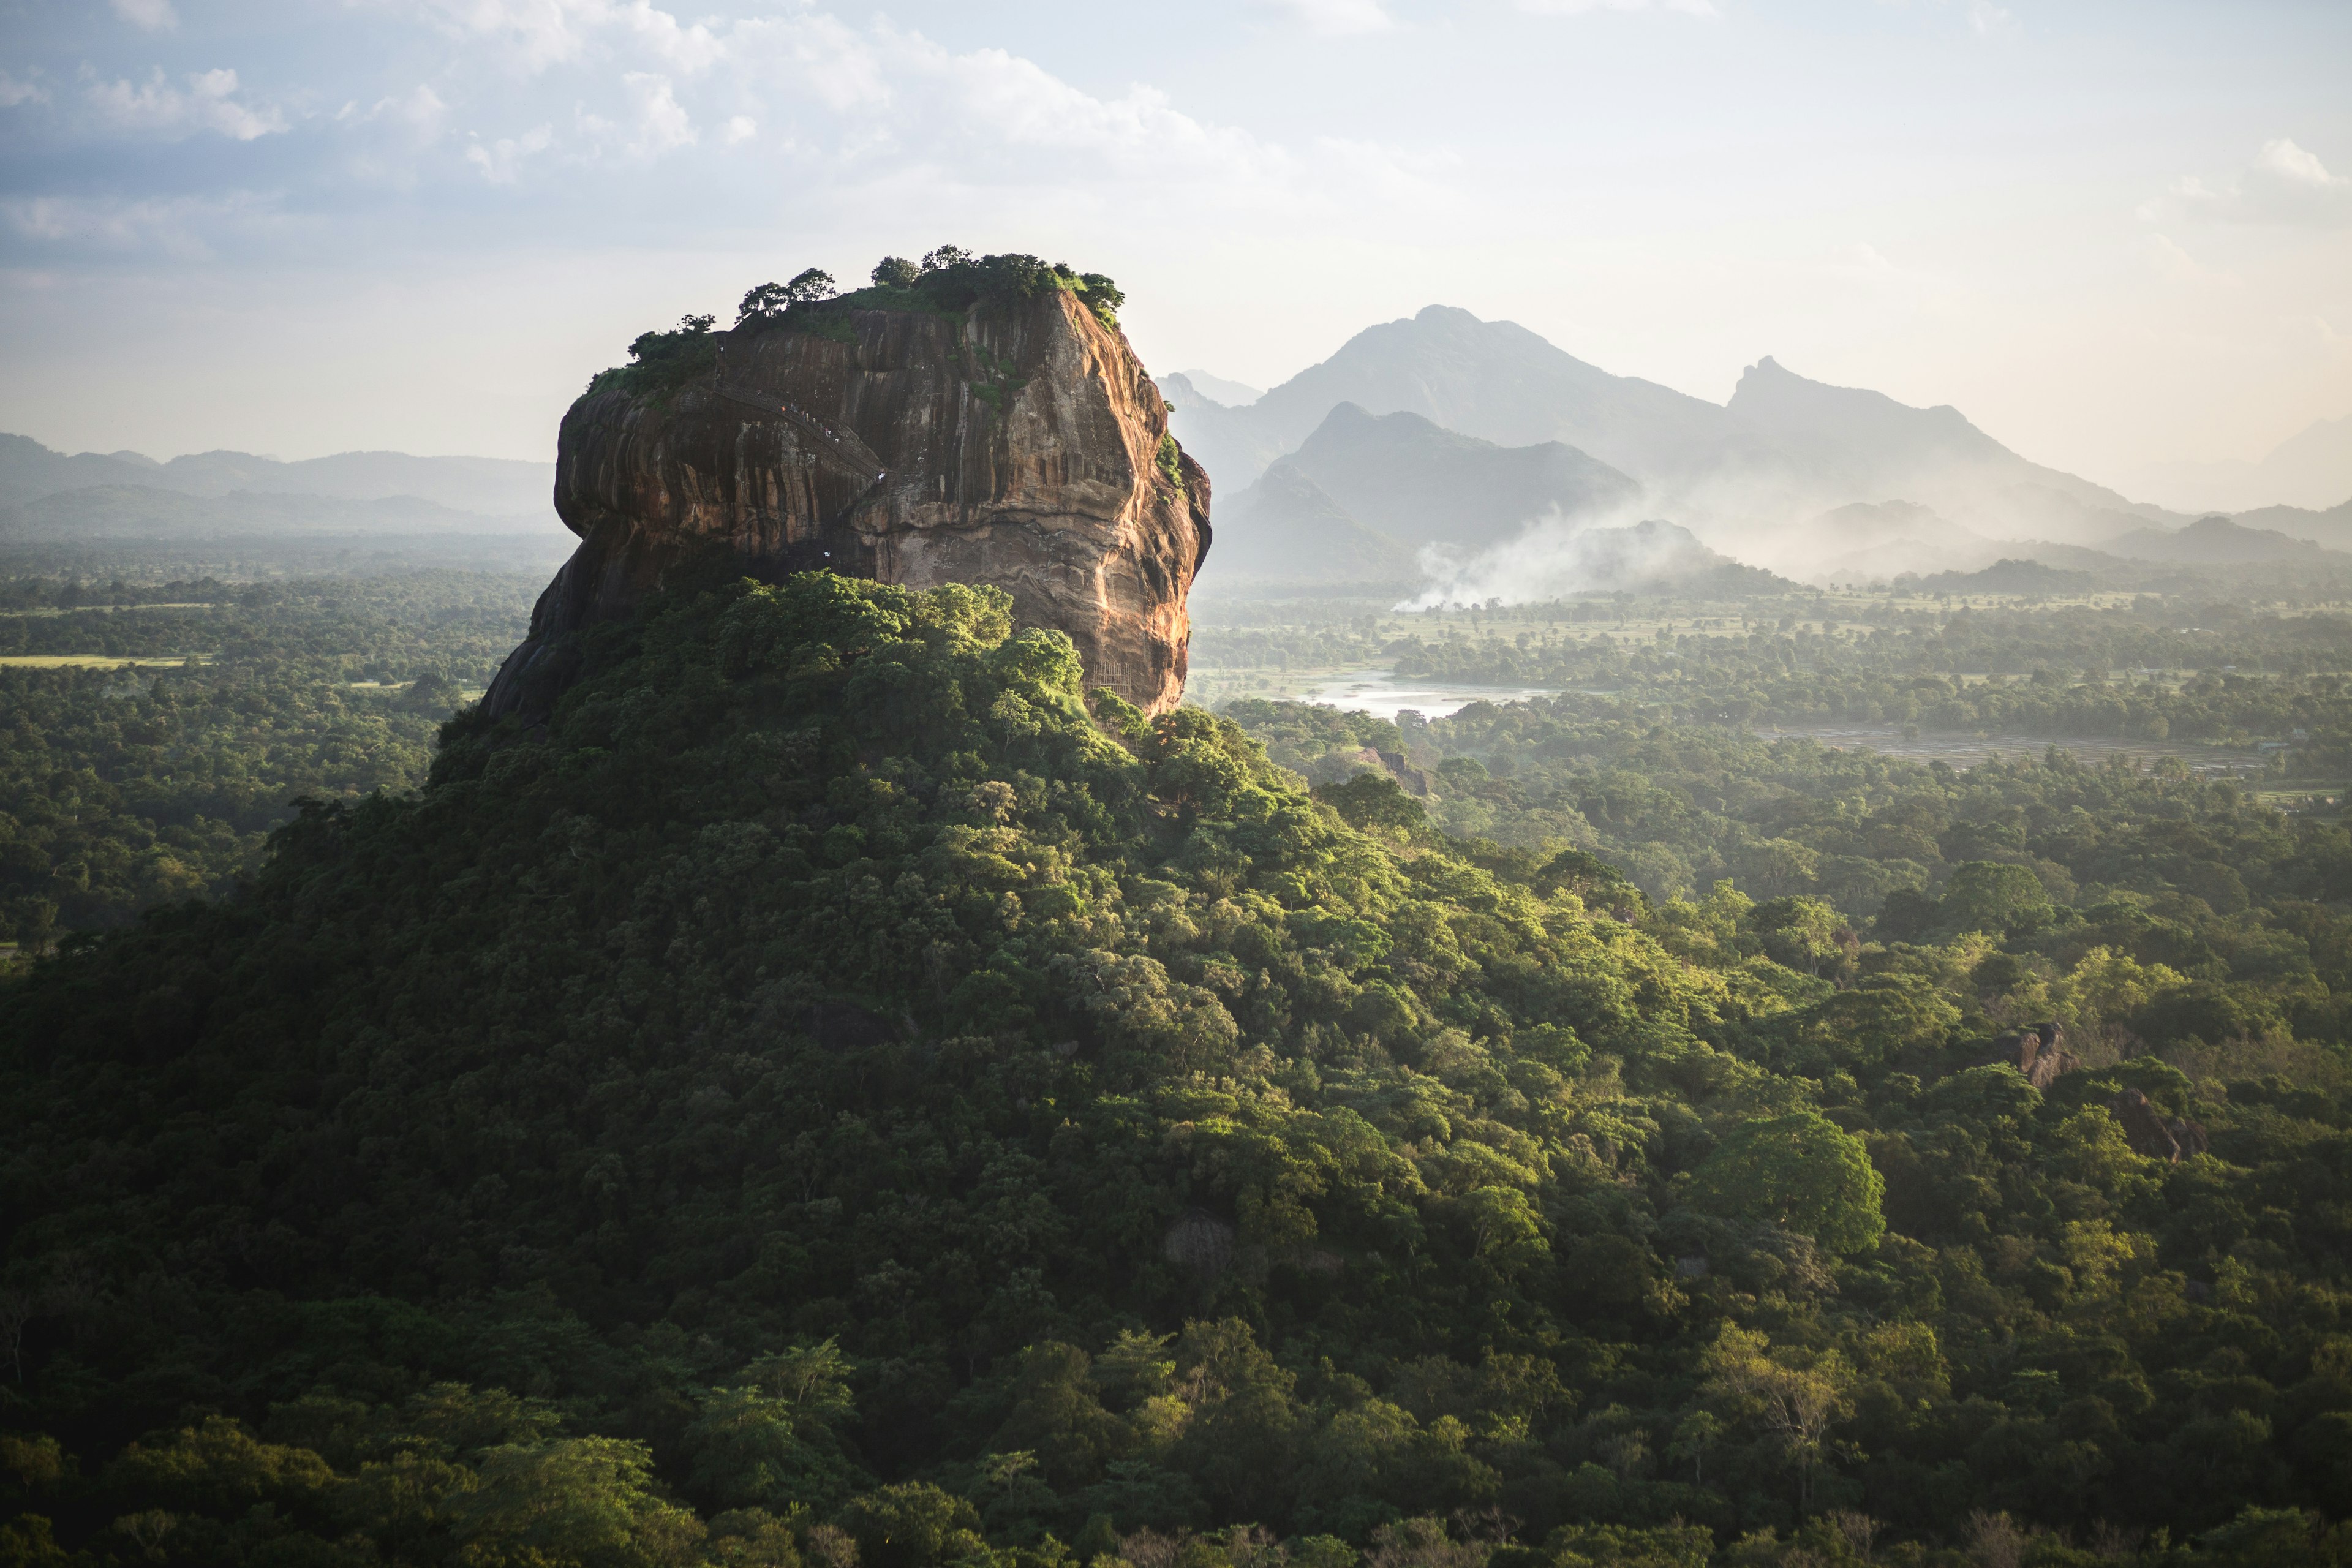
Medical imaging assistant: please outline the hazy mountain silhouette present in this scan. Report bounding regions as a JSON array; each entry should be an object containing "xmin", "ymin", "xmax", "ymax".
[
  {"xmin": 2103, "ymin": 514, "xmax": 2339, "ymax": 565},
  {"xmin": 2131, "ymin": 413, "xmax": 2352, "ymax": 513},
  {"xmin": 1167, "ymin": 305, "xmax": 1769, "ymax": 491},
  {"xmin": 1910, "ymin": 559, "xmax": 2100, "ymax": 595},
  {"xmin": 0, "ymin": 484, "xmax": 554, "ymax": 541},
  {"xmin": 1282, "ymin": 403, "xmax": 1639, "ymax": 551},
  {"xmin": 2232, "ymin": 494, "xmax": 2352, "ymax": 552},
  {"xmin": 1722, "ymin": 358, "xmax": 2176, "ymax": 540},
  {"xmin": 1166, "ymin": 369, "xmax": 1263, "ymax": 408},
  {"xmin": 0, "ymin": 432, "xmax": 555, "ymax": 518},
  {"xmin": 1205, "ymin": 462, "xmax": 1417, "ymax": 586},
  {"xmin": 1163, "ymin": 307, "xmax": 2211, "ymax": 576}
]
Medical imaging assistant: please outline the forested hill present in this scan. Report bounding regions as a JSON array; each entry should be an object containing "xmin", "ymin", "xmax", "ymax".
[{"xmin": 2, "ymin": 573, "xmax": 2350, "ymax": 1567}]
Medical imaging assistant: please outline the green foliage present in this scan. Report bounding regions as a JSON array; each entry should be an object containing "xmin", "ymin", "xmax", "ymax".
[
  {"xmin": 592, "ymin": 312, "xmax": 722, "ymax": 397},
  {"xmin": 1940, "ymin": 859, "xmax": 2053, "ymax": 933},
  {"xmin": 739, "ymin": 270, "xmax": 840, "ymax": 325},
  {"xmin": 838, "ymin": 1481, "xmax": 986, "ymax": 1568},
  {"xmin": 1312, "ymin": 773, "xmax": 1425, "ymax": 836},
  {"xmin": 588, "ymin": 251, "xmax": 1126, "ymax": 410},
  {"xmin": 0, "ymin": 571, "xmax": 532, "ymax": 938},
  {"xmin": 1686, "ymin": 1110, "xmax": 1887, "ymax": 1254},
  {"xmin": 7, "ymin": 575, "xmax": 2352, "ymax": 1566}
]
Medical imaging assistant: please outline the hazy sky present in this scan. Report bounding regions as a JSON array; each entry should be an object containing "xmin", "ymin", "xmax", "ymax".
[{"xmin": 1, "ymin": 0, "xmax": 2346, "ymax": 498}]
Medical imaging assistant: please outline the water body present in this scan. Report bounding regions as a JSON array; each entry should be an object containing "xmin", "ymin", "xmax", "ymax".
[{"xmin": 1298, "ymin": 668, "xmax": 1559, "ymax": 721}]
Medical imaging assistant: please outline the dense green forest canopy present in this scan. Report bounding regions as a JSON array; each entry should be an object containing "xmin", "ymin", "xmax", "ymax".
[
  {"xmin": 0, "ymin": 570, "xmax": 535, "ymax": 941},
  {"xmin": 2, "ymin": 572, "xmax": 2350, "ymax": 1567}
]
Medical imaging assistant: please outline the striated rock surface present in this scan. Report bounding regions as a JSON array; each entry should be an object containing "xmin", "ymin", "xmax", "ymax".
[{"xmin": 486, "ymin": 286, "xmax": 1210, "ymax": 718}]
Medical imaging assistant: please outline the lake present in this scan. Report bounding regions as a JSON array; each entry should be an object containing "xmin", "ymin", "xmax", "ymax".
[{"xmin": 1295, "ymin": 668, "xmax": 1561, "ymax": 720}]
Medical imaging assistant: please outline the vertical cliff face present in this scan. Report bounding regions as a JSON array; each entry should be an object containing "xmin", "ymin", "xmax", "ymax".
[{"xmin": 486, "ymin": 285, "xmax": 1211, "ymax": 718}]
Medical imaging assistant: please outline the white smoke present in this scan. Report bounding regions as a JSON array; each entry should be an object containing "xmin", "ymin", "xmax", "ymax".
[
  {"xmin": 1397, "ymin": 501, "xmax": 1717, "ymax": 608},
  {"xmin": 1396, "ymin": 451, "xmax": 2190, "ymax": 606}
]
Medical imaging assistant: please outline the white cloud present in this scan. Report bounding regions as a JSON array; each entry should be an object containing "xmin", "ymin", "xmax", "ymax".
[
  {"xmin": 415, "ymin": 0, "xmax": 588, "ymax": 71},
  {"xmin": 619, "ymin": 70, "xmax": 695, "ymax": 156},
  {"xmin": 2256, "ymin": 137, "xmax": 2347, "ymax": 190},
  {"xmin": 86, "ymin": 67, "xmax": 287, "ymax": 140},
  {"xmin": 614, "ymin": 0, "xmax": 724, "ymax": 72},
  {"xmin": 1967, "ymin": 0, "xmax": 2019, "ymax": 40},
  {"xmin": 110, "ymin": 0, "xmax": 179, "ymax": 31},
  {"xmin": 412, "ymin": 0, "xmax": 720, "ymax": 74},
  {"xmin": 464, "ymin": 123, "xmax": 553, "ymax": 182},
  {"xmin": 0, "ymin": 70, "xmax": 50, "ymax": 107},
  {"xmin": 1258, "ymin": 0, "xmax": 1396, "ymax": 37},
  {"xmin": 2164, "ymin": 137, "xmax": 2351, "ymax": 226},
  {"xmin": 361, "ymin": 83, "xmax": 448, "ymax": 142},
  {"xmin": 1518, "ymin": 0, "xmax": 1719, "ymax": 16},
  {"xmin": 722, "ymin": 114, "xmax": 755, "ymax": 145},
  {"xmin": 575, "ymin": 72, "xmax": 696, "ymax": 160}
]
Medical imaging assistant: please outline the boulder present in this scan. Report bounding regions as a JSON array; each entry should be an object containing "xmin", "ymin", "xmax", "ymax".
[
  {"xmin": 485, "ymin": 287, "xmax": 1210, "ymax": 720},
  {"xmin": 1986, "ymin": 1021, "xmax": 2077, "ymax": 1089},
  {"xmin": 2111, "ymin": 1085, "xmax": 2207, "ymax": 1163}
]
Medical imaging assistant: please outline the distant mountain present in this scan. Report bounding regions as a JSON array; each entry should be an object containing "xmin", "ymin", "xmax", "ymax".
[
  {"xmin": 0, "ymin": 432, "xmax": 555, "ymax": 517},
  {"xmin": 1282, "ymin": 404, "xmax": 1639, "ymax": 552},
  {"xmin": 1204, "ymin": 462, "xmax": 1418, "ymax": 586},
  {"xmin": 0, "ymin": 484, "xmax": 554, "ymax": 541},
  {"xmin": 2129, "ymin": 413, "xmax": 2352, "ymax": 513},
  {"xmin": 1163, "ymin": 307, "xmax": 2192, "ymax": 576},
  {"xmin": 2233, "ymin": 494, "xmax": 2352, "ymax": 552},
  {"xmin": 1722, "ymin": 358, "xmax": 2175, "ymax": 541},
  {"xmin": 2103, "ymin": 514, "xmax": 2340, "ymax": 565},
  {"xmin": 1909, "ymin": 559, "xmax": 2099, "ymax": 595},
  {"xmin": 1167, "ymin": 304, "xmax": 1767, "ymax": 492},
  {"xmin": 1167, "ymin": 369, "xmax": 1262, "ymax": 407},
  {"xmin": 1199, "ymin": 403, "xmax": 1646, "ymax": 590}
]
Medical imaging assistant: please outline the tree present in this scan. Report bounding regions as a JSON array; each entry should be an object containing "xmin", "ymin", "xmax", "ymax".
[
  {"xmin": 1686, "ymin": 1110, "xmax": 1887, "ymax": 1254},
  {"xmin": 1796, "ymin": 970, "xmax": 1961, "ymax": 1071},
  {"xmin": 441, "ymin": 1436, "xmax": 706, "ymax": 1568},
  {"xmin": 1314, "ymin": 772, "xmax": 1425, "ymax": 836},
  {"xmin": 988, "ymin": 1342, "xmax": 1135, "ymax": 1490},
  {"xmin": 1701, "ymin": 1325, "xmax": 1855, "ymax": 1510},
  {"xmin": 1751, "ymin": 895, "xmax": 1855, "ymax": 979},
  {"xmin": 736, "ymin": 270, "xmax": 835, "ymax": 326},
  {"xmin": 1940, "ymin": 860, "xmax": 2052, "ymax": 933},
  {"xmin": 785, "ymin": 268, "xmax": 837, "ymax": 304},
  {"xmin": 836, "ymin": 1481, "xmax": 986, "ymax": 1568},
  {"xmin": 871, "ymin": 256, "xmax": 921, "ymax": 288}
]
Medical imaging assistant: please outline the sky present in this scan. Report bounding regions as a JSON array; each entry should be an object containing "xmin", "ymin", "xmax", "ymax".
[{"xmin": 0, "ymin": 0, "xmax": 2346, "ymax": 502}]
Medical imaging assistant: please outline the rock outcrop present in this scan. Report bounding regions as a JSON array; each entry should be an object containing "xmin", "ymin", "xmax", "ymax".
[
  {"xmin": 485, "ymin": 285, "xmax": 1210, "ymax": 718},
  {"xmin": 1991, "ymin": 1022, "xmax": 2078, "ymax": 1090},
  {"xmin": 2110, "ymin": 1086, "xmax": 2210, "ymax": 1163}
]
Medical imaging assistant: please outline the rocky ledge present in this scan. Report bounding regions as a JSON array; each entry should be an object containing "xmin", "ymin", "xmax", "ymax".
[{"xmin": 485, "ymin": 262, "xmax": 1211, "ymax": 718}]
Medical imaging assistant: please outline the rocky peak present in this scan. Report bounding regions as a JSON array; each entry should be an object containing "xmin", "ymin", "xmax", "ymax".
[{"xmin": 486, "ymin": 274, "xmax": 1210, "ymax": 719}]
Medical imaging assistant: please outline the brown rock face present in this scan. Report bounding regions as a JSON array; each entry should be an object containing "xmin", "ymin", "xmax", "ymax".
[
  {"xmin": 484, "ymin": 288, "xmax": 1210, "ymax": 719},
  {"xmin": 2109, "ymin": 1087, "xmax": 2209, "ymax": 1163}
]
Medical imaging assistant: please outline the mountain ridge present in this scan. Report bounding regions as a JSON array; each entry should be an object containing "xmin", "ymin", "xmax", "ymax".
[{"xmin": 0, "ymin": 431, "xmax": 557, "ymax": 517}]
